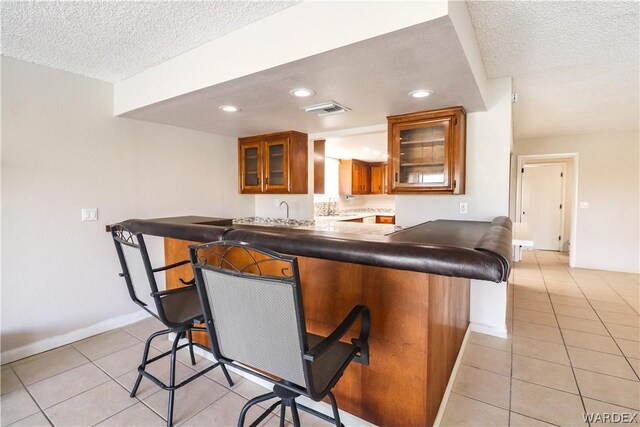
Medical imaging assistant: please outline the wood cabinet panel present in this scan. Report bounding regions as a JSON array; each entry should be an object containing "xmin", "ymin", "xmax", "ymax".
[
  {"xmin": 339, "ymin": 159, "xmax": 374, "ymax": 195},
  {"xmin": 369, "ymin": 162, "xmax": 388, "ymax": 194},
  {"xmin": 239, "ymin": 131, "xmax": 308, "ymax": 194},
  {"xmin": 313, "ymin": 140, "xmax": 325, "ymax": 194},
  {"xmin": 388, "ymin": 107, "xmax": 466, "ymax": 194},
  {"xmin": 376, "ymin": 215, "xmax": 395, "ymax": 224}
]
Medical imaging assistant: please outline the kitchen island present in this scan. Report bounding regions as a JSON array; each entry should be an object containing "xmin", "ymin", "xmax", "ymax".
[{"xmin": 121, "ymin": 215, "xmax": 512, "ymax": 427}]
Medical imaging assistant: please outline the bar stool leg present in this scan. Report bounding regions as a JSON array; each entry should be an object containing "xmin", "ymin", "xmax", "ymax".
[
  {"xmin": 289, "ymin": 399, "xmax": 301, "ymax": 427},
  {"xmin": 167, "ymin": 330, "xmax": 184, "ymax": 427},
  {"xmin": 132, "ymin": 328, "xmax": 169, "ymax": 398},
  {"xmin": 186, "ymin": 329, "xmax": 196, "ymax": 366},
  {"xmin": 220, "ymin": 364, "xmax": 234, "ymax": 387},
  {"xmin": 279, "ymin": 402, "xmax": 286, "ymax": 427},
  {"xmin": 327, "ymin": 391, "xmax": 343, "ymax": 427}
]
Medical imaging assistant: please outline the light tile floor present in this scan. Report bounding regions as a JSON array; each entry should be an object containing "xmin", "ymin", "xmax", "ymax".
[
  {"xmin": 441, "ymin": 250, "xmax": 640, "ymax": 427},
  {"xmin": 1, "ymin": 250, "xmax": 638, "ymax": 426},
  {"xmin": 0, "ymin": 319, "xmax": 302, "ymax": 427}
]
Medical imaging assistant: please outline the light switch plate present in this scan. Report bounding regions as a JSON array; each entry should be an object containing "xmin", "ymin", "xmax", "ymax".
[
  {"xmin": 579, "ymin": 202, "xmax": 589, "ymax": 209},
  {"xmin": 82, "ymin": 208, "xmax": 98, "ymax": 221},
  {"xmin": 459, "ymin": 202, "xmax": 468, "ymax": 214}
]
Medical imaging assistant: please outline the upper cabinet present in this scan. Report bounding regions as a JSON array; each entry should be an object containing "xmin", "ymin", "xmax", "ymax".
[
  {"xmin": 239, "ymin": 131, "xmax": 308, "ymax": 194},
  {"xmin": 339, "ymin": 160, "xmax": 389, "ymax": 195},
  {"xmin": 369, "ymin": 162, "xmax": 387, "ymax": 194},
  {"xmin": 339, "ymin": 159, "xmax": 371, "ymax": 195},
  {"xmin": 388, "ymin": 107, "xmax": 466, "ymax": 194}
]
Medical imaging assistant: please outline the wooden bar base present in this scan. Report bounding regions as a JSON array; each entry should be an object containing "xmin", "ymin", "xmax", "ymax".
[{"xmin": 165, "ymin": 238, "xmax": 469, "ymax": 427}]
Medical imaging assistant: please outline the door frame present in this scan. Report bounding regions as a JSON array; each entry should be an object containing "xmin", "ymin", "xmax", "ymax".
[{"xmin": 516, "ymin": 153, "xmax": 579, "ymax": 267}]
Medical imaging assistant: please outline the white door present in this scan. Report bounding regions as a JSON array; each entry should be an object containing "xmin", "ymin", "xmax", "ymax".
[{"xmin": 521, "ymin": 164, "xmax": 564, "ymax": 251}]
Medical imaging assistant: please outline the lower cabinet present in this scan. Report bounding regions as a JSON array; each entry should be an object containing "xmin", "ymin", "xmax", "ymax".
[{"xmin": 376, "ymin": 215, "xmax": 395, "ymax": 224}]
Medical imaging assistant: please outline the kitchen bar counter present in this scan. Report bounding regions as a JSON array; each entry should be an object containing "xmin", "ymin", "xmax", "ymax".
[
  {"xmin": 123, "ymin": 215, "xmax": 511, "ymax": 283},
  {"xmin": 118, "ymin": 215, "xmax": 512, "ymax": 427}
]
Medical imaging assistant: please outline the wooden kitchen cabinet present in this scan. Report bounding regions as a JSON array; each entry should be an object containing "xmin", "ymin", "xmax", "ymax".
[
  {"xmin": 370, "ymin": 162, "xmax": 388, "ymax": 194},
  {"xmin": 239, "ymin": 131, "xmax": 308, "ymax": 194},
  {"xmin": 376, "ymin": 215, "xmax": 395, "ymax": 224},
  {"xmin": 339, "ymin": 159, "xmax": 371, "ymax": 195},
  {"xmin": 388, "ymin": 107, "xmax": 466, "ymax": 194}
]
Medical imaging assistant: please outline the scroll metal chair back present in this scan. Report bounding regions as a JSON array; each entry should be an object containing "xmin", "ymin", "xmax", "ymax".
[
  {"xmin": 111, "ymin": 224, "xmax": 234, "ymax": 427},
  {"xmin": 191, "ymin": 241, "xmax": 370, "ymax": 427}
]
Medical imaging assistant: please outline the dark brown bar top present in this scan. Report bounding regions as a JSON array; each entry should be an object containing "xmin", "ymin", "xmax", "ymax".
[{"xmin": 121, "ymin": 215, "xmax": 512, "ymax": 283}]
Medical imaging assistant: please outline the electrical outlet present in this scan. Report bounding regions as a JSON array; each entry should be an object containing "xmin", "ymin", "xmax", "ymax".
[
  {"xmin": 81, "ymin": 208, "xmax": 98, "ymax": 221},
  {"xmin": 459, "ymin": 202, "xmax": 468, "ymax": 214}
]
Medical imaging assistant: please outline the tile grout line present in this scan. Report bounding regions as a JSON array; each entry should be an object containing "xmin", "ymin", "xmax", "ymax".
[
  {"xmin": 5, "ymin": 365, "xmax": 55, "ymax": 427},
  {"xmin": 90, "ymin": 334, "xmax": 239, "ymax": 426},
  {"xmin": 595, "ymin": 271, "xmax": 640, "ymax": 316},
  {"xmin": 533, "ymin": 251, "xmax": 591, "ymax": 427},
  {"xmin": 560, "ymin": 258, "xmax": 640, "ymax": 382},
  {"xmin": 10, "ymin": 349, "xmax": 92, "ymax": 387}
]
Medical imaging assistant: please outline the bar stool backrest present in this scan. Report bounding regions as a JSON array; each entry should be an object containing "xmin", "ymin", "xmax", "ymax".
[
  {"xmin": 111, "ymin": 225, "xmax": 160, "ymax": 317},
  {"xmin": 191, "ymin": 241, "xmax": 310, "ymax": 389}
]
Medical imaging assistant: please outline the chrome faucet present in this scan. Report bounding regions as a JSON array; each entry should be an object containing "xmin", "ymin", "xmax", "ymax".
[
  {"xmin": 279, "ymin": 200, "xmax": 290, "ymax": 219},
  {"xmin": 326, "ymin": 197, "xmax": 333, "ymax": 216}
]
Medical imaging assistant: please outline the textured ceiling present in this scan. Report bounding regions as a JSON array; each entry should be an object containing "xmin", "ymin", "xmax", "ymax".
[
  {"xmin": 468, "ymin": 1, "xmax": 639, "ymax": 140},
  {"xmin": 0, "ymin": 1, "xmax": 298, "ymax": 82},
  {"xmin": 122, "ymin": 17, "xmax": 486, "ymax": 137}
]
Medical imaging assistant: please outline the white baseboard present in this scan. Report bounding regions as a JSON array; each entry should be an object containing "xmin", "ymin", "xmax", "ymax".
[
  {"xmin": 470, "ymin": 322, "xmax": 508, "ymax": 338},
  {"xmin": 433, "ymin": 325, "xmax": 471, "ymax": 427},
  {"xmin": 1, "ymin": 310, "xmax": 151, "ymax": 364}
]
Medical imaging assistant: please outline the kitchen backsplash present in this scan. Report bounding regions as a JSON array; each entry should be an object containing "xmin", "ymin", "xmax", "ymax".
[{"xmin": 313, "ymin": 194, "xmax": 396, "ymax": 216}]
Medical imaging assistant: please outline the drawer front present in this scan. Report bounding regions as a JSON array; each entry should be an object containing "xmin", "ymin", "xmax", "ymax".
[{"xmin": 376, "ymin": 215, "xmax": 395, "ymax": 224}]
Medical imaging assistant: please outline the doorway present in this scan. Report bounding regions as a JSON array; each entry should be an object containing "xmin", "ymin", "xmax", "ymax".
[
  {"xmin": 521, "ymin": 163, "xmax": 565, "ymax": 251},
  {"xmin": 515, "ymin": 153, "xmax": 579, "ymax": 267}
]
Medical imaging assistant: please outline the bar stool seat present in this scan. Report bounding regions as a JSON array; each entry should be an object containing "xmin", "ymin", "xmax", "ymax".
[{"xmin": 160, "ymin": 287, "xmax": 203, "ymax": 327}]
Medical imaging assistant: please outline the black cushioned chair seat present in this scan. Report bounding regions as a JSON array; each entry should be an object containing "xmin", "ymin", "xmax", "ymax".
[
  {"xmin": 160, "ymin": 287, "xmax": 203, "ymax": 327},
  {"xmin": 307, "ymin": 334, "xmax": 358, "ymax": 394}
]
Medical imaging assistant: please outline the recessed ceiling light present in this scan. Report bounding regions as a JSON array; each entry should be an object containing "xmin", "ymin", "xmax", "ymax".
[
  {"xmin": 408, "ymin": 89, "xmax": 433, "ymax": 98},
  {"xmin": 289, "ymin": 88, "xmax": 315, "ymax": 97},
  {"xmin": 219, "ymin": 105, "xmax": 240, "ymax": 112},
  {"xmin": 363, "ymin": 147, "xmax": 370, "ymax": 152}
]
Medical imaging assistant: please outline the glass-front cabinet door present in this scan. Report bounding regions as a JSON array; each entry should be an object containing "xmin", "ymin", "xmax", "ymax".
[
  {"xmin": 397, "ymin": 120, "xmax": 450, "ymax": 187},
  {"xmin": 388, "ymin": 107, "xmax": 466, "ymax": 194},
  {"xmin": 239, "ymin": 140, "xmax": 263, "ymax": 193},
  {"xmin": 264, "ymin": 137, "xmax": 289, "ymax": 193},
  {"xmin": 238, "ymin": 131, "xmax": 308, "ymax": 195}
]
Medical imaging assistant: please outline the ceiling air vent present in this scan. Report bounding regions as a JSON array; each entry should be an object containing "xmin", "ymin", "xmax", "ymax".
[{"xmin": 301, "ymin": 101, "xmax": 351, "ymax": 116}]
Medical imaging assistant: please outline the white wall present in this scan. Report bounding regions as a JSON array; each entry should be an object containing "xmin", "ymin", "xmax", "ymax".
[
  {"xmin": 395, "ymin": 77, "xmax": 513, "ymax": 226},
  {"xmin": 514, "ymin": 131, "xmax": 640, "ymax": 273},
  {"xmin": 1, "ymin": 58, "xmax": 254, "ymax": 360}
]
